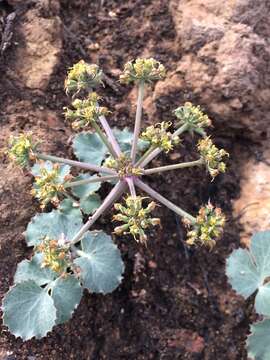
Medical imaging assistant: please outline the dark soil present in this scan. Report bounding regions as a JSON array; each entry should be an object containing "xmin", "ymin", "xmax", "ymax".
[{"xmin": 0, "ymin": 1, "xmax": 256, "ymax": 359}]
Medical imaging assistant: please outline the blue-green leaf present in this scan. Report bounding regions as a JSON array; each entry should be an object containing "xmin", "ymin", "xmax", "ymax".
[
  {"xmin": 59, "ymin": 198, "xmax": 81, "ymax": 217},
  {"xmin": 73, "ymin": 132, "xmax": 107, "ymax": 165},
  {"xmin": 31, "ymin": 161, "xmax": 70, "ymax": 180},
  {"xmin": 25, "ymin": 209, "xmax": 83, "ymax": 247},
  {"xmin": 74, "ymin": 230, "xmax": 124, "ymax": 294},
  {"xmin": 2, "ymin": 281, "xmax": 56, "ymax": 340},
  {"xmin": 51, "ymin": 275, "xmax": 82, "ymax": 324},
  {"xmin": 14, "ymin": 254, "xmax": 55, "ymax": 286},
  {"xmin": 247, "ymin": 319, "xmax": 270, "ymax": 360},
  {"xmin": 113, "ymin": 127, "xmax": 149, "ymax": 154},
  {"xmin": 80, "ymin": 193, "xmax": 101, "ymax": 214},
  {"xmin": 226, "ymin": 231, "xmax": 270, "ymax": 316},
  {"xmin": 71, "ymin": 174, "xmax": 101, "ymax": 199}
]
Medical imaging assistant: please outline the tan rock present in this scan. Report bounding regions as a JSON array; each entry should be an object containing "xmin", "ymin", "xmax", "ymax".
[
  {"xmin": 12, "ymin": 8, "xmax": 62, "ymax": 90},
  {"xmin": 233, "ymin": 146, "xmax": 270, "ymax": 245},
  {"xmin": 147, "ymin": 0, "xmax": 270, "ymax": 141}
]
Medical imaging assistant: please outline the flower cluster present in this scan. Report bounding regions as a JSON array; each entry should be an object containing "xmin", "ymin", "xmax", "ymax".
[
  {"xmin": 120, "ymin": 58, "xmax": 166, "ymax": 84},
  {"xmin": 37, "ymin": 235, "xmax": 70, "ymax": 273},
  {"xmin": 174, "ymin": 102, "xmax": 212, "ymax": 134},
  {"xmin": 64, "ymin": 93, "xmax": 108, "ymax": 130},
  {"xmin": 198, "ymin": 137, "xmax": 228, "ymax": 178},
  {"xmin": 7, "ymin": 133, "xmax": 36, "ymax": 168},
  {"xmin": 113, "ymin": 196, "xmax": 160, "ymax": 244},
  {"xmin": 31, "ymin": 162, "xmax": 70, "ymax": 209},
  {"xmin": 105, "ymin": 154, "xmax": 143, "ymax": 178},
  {"xmin": 141, "ymin": 122, "xmax": 180, "ymax": 153},
  {"xmin": 185, "ymin": 203, "xmax": 225, "ymax": 249},
  {"xmin": 65, "ymin": 60, "xmax": 103, "ymax": 94}
]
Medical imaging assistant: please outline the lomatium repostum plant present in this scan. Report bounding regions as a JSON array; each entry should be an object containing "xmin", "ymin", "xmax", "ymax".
[{"xmin": 3, "ymin": 58, "xmax": 228, "ymax": 340}]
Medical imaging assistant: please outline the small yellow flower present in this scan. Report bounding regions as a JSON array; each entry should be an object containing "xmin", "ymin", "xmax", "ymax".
[
  {"xmin": 7, "ymin": 133, "xmax": 37, "ymax": 168},
  {"xmin": 198, "ymin": 137, "xmax": 229, "ymax": 178},
  {"xmin": 174, "ymin": 102, "xmax": 212, "ymax": 133},
  {"xmin": 120, "ymin": 58, "xmax": 166, "ymax": 84},
  {"xmin": 185, "ymin": 202, "xmax": 226, "ymax": 249},
  {"xmin": 140, "ymin": 122, "xmax": 180, "ymax": 153},
  {"xmin": 37, "ymin": 236, "xmax": 70, "ymax": 274},
  {"xmin": 65, "ymin": 60, "xmax": 103, "ymax": 94},
  {"xmin": 31, "ymin": 161, "xmax": 70, "ymax": 209},
  {"xmin": 113, "ymin": 196, "xmax": 160, "ymax": 244},
  {"xmin": 64, "ymin": 92, "xmax": 108, "ymax": 130},
  {"xmin": 104, "ymin": 154, "xmax": 143, "ymax": 178}
]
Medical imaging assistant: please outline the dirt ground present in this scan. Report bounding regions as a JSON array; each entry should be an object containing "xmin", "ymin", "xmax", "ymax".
[{"xmin": 0, "ymin": 0, "xmax": 266, "ymax": 359}]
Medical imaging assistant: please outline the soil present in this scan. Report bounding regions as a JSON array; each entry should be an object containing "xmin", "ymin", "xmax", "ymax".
[{"xmin": 0, "ymin": 1, "xmax": 264, "ymax": 359}]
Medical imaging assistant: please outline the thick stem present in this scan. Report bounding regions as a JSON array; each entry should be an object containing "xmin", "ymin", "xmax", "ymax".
[
  {"xmin": 70, "ymin": 181, "xmax": 126, "ymax": 244},
  {"xmin": 131, "ymin": 81, "xmax": 145, "ymax": 164},
  {"xmin": 99, "ymin": 115, "xmax": 122, "ymax": 156},
  {"xmin": 92, "ymin": 121, "xmax": 118, "ymax": 158},
  {"xmin": 136, "ymin": 123, "xmax": 189, "ymax": 168},
  {"xmin": 125, "ymin": 177, "xmax": 136, "ymax": 197},
  {"xmin": 143, "ymin": 158, "xmax": 203, "ymax": 175},
  {"xmin": 134, "ymin": 178, "xmax": 196, "ymax": 223},
  {"xmin": 64, "ymin": 174, "xmax": 119, "ymax": 188},
  {"xmin": 36, "ymin": 153, "xmax": 116, "ymax": 175}
]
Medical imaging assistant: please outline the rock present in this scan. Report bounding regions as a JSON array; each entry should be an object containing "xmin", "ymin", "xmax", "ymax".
[
  {"xmin": 233, "ymin": 145, "xmax": 270, "ymax": 245},
  {"xmin": 149, "ymin": 0, "xmax": 270, "ymax": 141},
  {"xmin": 167, "ymin": 329, "xmax": 205, "ymax": 354},
  {"xmin": 11, "ymin": 8, "xmax": 62, "ymax": 90}
]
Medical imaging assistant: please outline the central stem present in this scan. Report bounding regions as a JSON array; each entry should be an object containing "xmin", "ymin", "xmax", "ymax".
[{"xmin": 131, "ymin": 81, "xmax": 145, "ymax": 164}]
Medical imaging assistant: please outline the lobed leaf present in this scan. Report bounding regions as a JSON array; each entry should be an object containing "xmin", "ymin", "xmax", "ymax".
[
  {"xmin": 80, "ymin": 193, "xmax": 101, "ymax": 214},
  {"xmin": 226, "ymin": 231, "xmax": 270, "ymax": 316},
  {"xmin": 71, "ymin": 174, "xmax": 101, "ymax": 199},
  {"xmin": 74, "ymin": 230, "xmax": 124, "ymax": 294},
  {"xmin": 51, "ymin": 275, "xmax": 82, "ymax": 324},
  {"xmin": 14, "ymin": 253, "xmax": 55, "ymax": 286},
  {"xmin": 25, "ymin": 209, "xmax": 83, "ymax": 247},
  {"xmin": 72, "ymin": 132, "xmax": 107, "ymax": 165},
  {"xmin": 59, "ymin": 198, "xmax": 81, "ymax": 217},
  {"xmin": 31, "ymin": 161, "xmax": 70, "ymax": 180},
  {"xmin": 247, "ymin": 319, "xmax": 270, "ymax": 360},
  {"xmin": 2, "ymin": 281, "xmax": 57, "ymax": 340},
  {"xmin": 113, "ymin": 127, "xmax": 149, "ymax": 154}
]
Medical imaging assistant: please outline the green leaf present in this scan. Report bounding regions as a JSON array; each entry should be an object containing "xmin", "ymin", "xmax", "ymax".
[
  {"xmin": 226, "ymin": 231, "xmax": 270, "ymax": 316},
  {"xmin": 59, "ymin": 198, "xmax": 81, "ymax": 217},
  {"xmin": 71, "ymin": 174, "xmax": 101, "ymax": 198},
  {"xmin": 73, "ymin": 132, "xmax": 107, "ymax": 165},
  {"xmin": 247, "ymin": 319, "xmax": 270, "ymax": 360},
  {"xmin": 80, "ymin": 193, "xmax": 101, "ymax": 214},
  {"xmin": 31, "ymin": 161, "xmax": 70, "ymax": 180},
  {"xmin": 113, "ymin": 127, "xmax": 149, "ymax": 154},
  {"xmin": 14, "ymin": 254, "xmax": 55, "ymax": 286},
  {"xmin": 25, "ymin": 209, "xmax": 83, "ymax": 247},
  {"xmin": 2, "ymin": 281, "xmax": 56, "ymax": 340},
  {"xmin": 51, "ymin": 275, "xmax": 82, "ymax": 324},
  {"xmin": 74, "ymin": 230, "xmax": 124, "ymax": 294}
]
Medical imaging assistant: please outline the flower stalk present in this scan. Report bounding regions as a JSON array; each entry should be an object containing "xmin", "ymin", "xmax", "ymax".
[
  {"xmin": 131, "ymin": 81, "xmax": 144, "ymax": 164},
  {"xmin": 143, "ymin": 158, "xmax": 204, "ymax": 175}
]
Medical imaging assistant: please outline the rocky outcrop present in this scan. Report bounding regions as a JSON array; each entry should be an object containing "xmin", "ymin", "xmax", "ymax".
[
  {"xmin": 10, "ymin": 4, "xmax": 62, "ymax": 90},
  {"xmin": 150, "ymin": 0, "xmax": 270, "ymax": 141}
]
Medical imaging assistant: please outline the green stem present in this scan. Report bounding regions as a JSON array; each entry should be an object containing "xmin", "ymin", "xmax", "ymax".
[
  {"xmin": 134, "ymin": 178, "xmax": 196, "ymax": 223},
  {"xmin": 143, "ymin": 158, "xmax": 203, "ymax": 175},
  {"xmin": 92, "ymin": 121, "xmax": 118, "ymax": 158},
  {"xmin": 64, "ymin": 174, "xmax": 119, "ymax": 188},
  {"xmin": 70, "ymin": 181, "xmax": 126, "ymax": 245},
  {"xmin": 131, "ymin": 81, "xmax": 145, "ymax": 164},
  {"xmin": 36, "ymin": 153, "xmax": 116, "ymax": 175}
]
